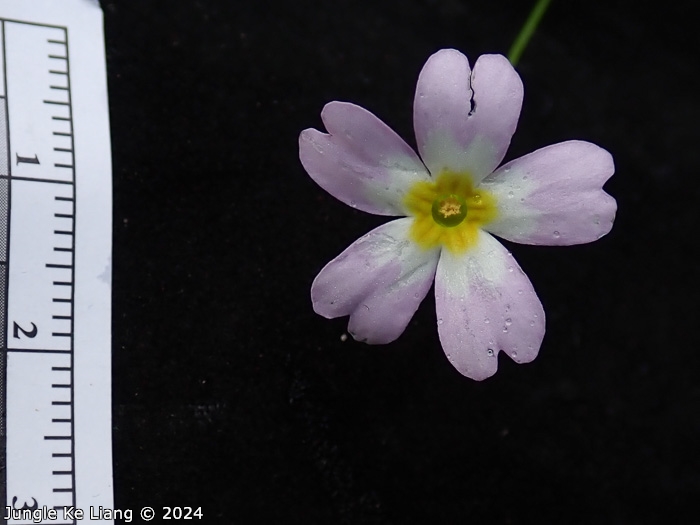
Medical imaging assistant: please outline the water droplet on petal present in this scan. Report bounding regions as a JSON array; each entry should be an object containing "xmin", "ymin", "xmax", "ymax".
[
  {"xmin": 507, "ymin": 191, "xmax": 514, "ymax": 198},
  {"xmin": 522, "ymin": 175, "xmax": 528, "ymax": 181},
  {"xmin": 350, "ymin": 200, "xmax": 357, "ymax": 208},
  {"xmin": 511, "ymin": 351, "xmax": 518, "ymax": 358},
  {"xmin": 503, "ymin": 327, "xmax": 509, "ymax": 333},
  {"xmin": 437, "ymin": 318, "xmax": 444, "ymax": 325},
  {"xmin": 504, "ymin": 167, "xmax": 511, "ymax": 173},
  {"xmin": 529, "ymin": 320, "xmax": 535, "ymax": 327},
  {"xmin": 484, "ymin": 318, "xmax": 490, "ymax": 324},
  {"xmin": 487, "ymin": 348, "xmax": 494, "ymax": 357},
  {"xmin": 517, "ymin": 289, "xmax": 523, "ymax": 295},
  {"xmin": 508, "ymin": 266, "xmax": 514, "ymax": 273},
  {"xmin": 505, "ymin": 318, "xmax": 512, "ymax": 326},
  {"xmin": 553, "ymin": 231, "xmax": 561, "ymax": 239}
]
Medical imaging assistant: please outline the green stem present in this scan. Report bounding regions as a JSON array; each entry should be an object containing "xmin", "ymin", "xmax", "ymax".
[{"xmin": 507, "ymin": 0, "xmax": 553, "ymax": 66}]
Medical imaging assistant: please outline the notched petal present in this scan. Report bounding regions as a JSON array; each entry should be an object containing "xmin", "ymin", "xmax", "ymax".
[
  {"xmin": 435, "ymin": 231, "xmax": 545, "ymax": 380},
  {"xmin": 481, "ymin": 140, "xmax": 617, "ymax": 245},
  {"xmin": 311, "ymin": 218, "xmax": 440, "ymax": 344},
  {"xmin": 299, "ymin": 102, "xmax": 430, "ymax": 216}
]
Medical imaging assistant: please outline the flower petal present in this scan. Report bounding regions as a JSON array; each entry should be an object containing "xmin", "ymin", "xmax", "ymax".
[
  {"xmin": 299, "ymin": 101, "xmax": 430, "ymax": 216},
  {"xmin": 413, "ymin": 50, "xmax": 523, "ymax": 182},
  {"xmin": 479, "ymin": 141, "xmax": 616, "ymax": 245},
  {"xmin": 434, "ymin": 230, "xmax": 545, "ymax": 380},
  {"xmin": 312, "ymin": 218, "xmax": 439, "ymax": 344}
]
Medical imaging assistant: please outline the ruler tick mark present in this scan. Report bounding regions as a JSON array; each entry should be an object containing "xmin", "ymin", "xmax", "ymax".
[
  {"xmin": 47, "ymin": 39, "xmax": 67, "ymax": 44},
  {"xmin": 52, "ymin": 116, "xmax": 71, "ymax": 121},
  {"xmin": 55, "ymin": 230, "xmax": 74, "ymax": 235},
  {"xmin": 52, "ymin": 333, "xmax": 72, "ymax": 337},
  {"xmin": 50, "ymin": 85, "xmax": 69, "ymax": 90},
  {"xmin": 8, "ymin": 348, "xmax": 71, "ymax": 354},
  {"xmin": 44, "ymin": 99, "xmax": 70, "ymax": 106},
  {"xmin": 53, "ymin": 488, "xmax": 73, "ymax": 493},
  {"xmin": 53, "ymin": 315, "xmax": 72, "ymax": 320},
  {"xmin": 54, "ymin": 248, "xmax": 73, "ymax": 253},
  {"xmin": 49, "ymin": 55, "xmax": 68, "ymax": 60},
  {"xmin": 52, "ymin": 401, "xmax": 71, "ymax": 406},
  {"xmin": 52, "ymin": 419, "xmax": 72, "ymax": 424},
  {"xmin": 1, "ymin": 174, "xmax": 74, "ymax": 184},
  {"xmin": 47, "ymin": 263, "xmax": 73, "ymax": 269},
  {"xmin": 45, "ymin": 436, "xmax": 72, "ymax": 440},
  {"xmin": 55, "ymin": 195, "xmax": 74, "ymax": 201},
  {"xmin": 49, "ymin": 69, "xmax": 68, "ymax": 75},
  {"xmin": 53, "ymin": 131, "xmax": 72, "ymax": 136},
  {"xmin": 52, "ymin": 366, "xmax": 71, "ymax": 371},
  {"xmin": 54, "ymin": 164, "xmax": 74, "ymax": 169},
  {"xmin": 52, "ymin": 383, "xmax": 71, "ymax": 388}
]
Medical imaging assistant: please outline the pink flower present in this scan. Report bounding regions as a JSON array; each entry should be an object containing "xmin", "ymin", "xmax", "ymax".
[{"xmin": 299, "ymin": 49, "xmax": 616, "ymax": 380}]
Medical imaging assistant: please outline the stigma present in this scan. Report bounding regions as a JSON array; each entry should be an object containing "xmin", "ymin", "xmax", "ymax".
[{"xmin": 432, "ymin": 194, "xmax": 468, "ymax": 227}]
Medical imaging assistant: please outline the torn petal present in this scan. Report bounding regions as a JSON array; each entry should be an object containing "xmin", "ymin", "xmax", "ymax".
[{"xmin": 414, "ymin": 50, "xmax": 522, "ymax": 182}]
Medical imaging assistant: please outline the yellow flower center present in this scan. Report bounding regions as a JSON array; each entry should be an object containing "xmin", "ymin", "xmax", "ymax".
[{"xmin": 404, "ymin": 171, "xmax": 498, "ymax": 253}]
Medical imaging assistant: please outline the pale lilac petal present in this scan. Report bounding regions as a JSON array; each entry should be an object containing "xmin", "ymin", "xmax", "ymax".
[
  {"xmin": 435, "ymin": 230, "xmax": 545, "ymax": 380},
  {"xmin": 312, "ymin": 218, "xmax": 440, "ymax": 344},
  {"xmin": 479, "ymin": 141, "xmax": 616, "ymax": 245},
  {"xmin": 300, "ymin": 102, "xmax": 430, "ymax": 216},
  {"xmin": 414, "ymin": 50, "xmax": 523, "ymax": 182}
]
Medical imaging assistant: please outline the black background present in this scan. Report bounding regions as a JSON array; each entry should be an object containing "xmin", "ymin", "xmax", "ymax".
[{"xmin": 105, "ymin": 1, "xmax": 699, "ymax": 523}]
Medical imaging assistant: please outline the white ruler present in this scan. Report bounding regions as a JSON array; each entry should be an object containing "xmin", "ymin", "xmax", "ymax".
[{"xmin": 0, "ymin": 1, "xmax": 113, "ymax": 524}]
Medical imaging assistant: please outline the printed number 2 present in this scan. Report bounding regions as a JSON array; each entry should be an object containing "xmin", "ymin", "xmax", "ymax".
[{"xmin": 13, "ymin": 322, "xmax": 38, "ymax": 339}]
